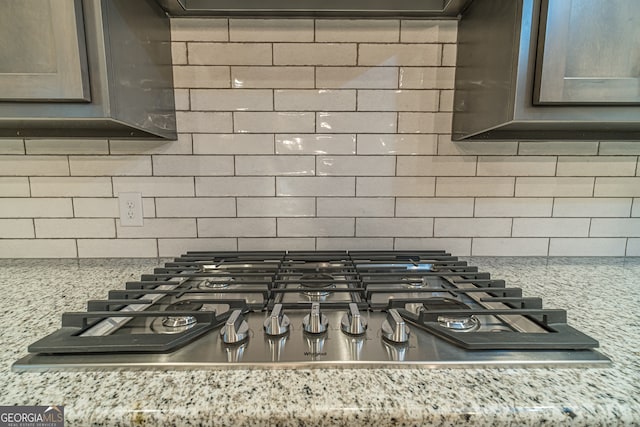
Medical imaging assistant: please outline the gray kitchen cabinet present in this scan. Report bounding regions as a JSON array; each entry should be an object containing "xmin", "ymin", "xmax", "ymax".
[
  {"xmin": 453, "ymin": 0, "xmax": 640, "ymax": 140},
  {"xmin": 0, "ymin": 0, "xmax": 176, "ymax": 139},
  {"xmin": 534, "ymin": 0, "xmax": 640, "ymax": 105},
  {"xmin": 0, "ymin": 0, "xmax": 90, "ymax": 102}
]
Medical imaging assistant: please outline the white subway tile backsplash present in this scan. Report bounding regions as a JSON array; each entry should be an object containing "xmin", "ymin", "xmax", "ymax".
[
  {"xmin": 359, "ymin": 44, "xmax": 441, "ymax": 66},
  {"xmin": 549, "ymin": 238, "xmax": 627, "ymax": 256},
  {"xmin": 395, "ymin": 198, "xmax": 474, "ymax": 217},
  {"xmin": 1, "ymin": 18, "xmax": 638, "ymax": 257},
  {"xmin": 553, "ymin": 198, "xmax": 632, "ymax": 218},
  {"xmin": 357, "ymin": 134, "xmax": 437, "ymax": 155},
  {"xmin": 277, "ymin": 177, "xmax": 355, "ymax": 196},
  {"xmin": 0, "ymin": 219, "xmax": 34, "ymax": 238},
  {"xmin": 73, "ymin": 198, "xmax": 156, "ymax": 218},
  {"xmin": 357, "ymin": 218, "xmax": 433, "ymax": 237},
  {"xmin": 232, "ymin": 67, "xmax": 315, "ymax": 88},
  {"xmin": 171, "ymin": 18, "xmax": 228, "ymax": 42},
  {"xmin": 398, "ymin": 112, "xmax": 451, "ymax": 134},
  {"xmin": 171, "ymin": 42, "xmax": 187, "ymax": 65},
  {"xmin": 0, "ymin": 198, "xmax": 72, "ymax": 218},
  {"xmin": 434, "ymin": 218, "xmax": 511, "ymax": 237},
  {"xmin": 357, "ymin": 90, "xmax": 439, "ymax": 112},
  {"xmin": 515, "ymin": 177, "xmax": 594, "ymax": 197},
  {"xmin": 176, "ymin": 112, "xmax": 233, "ymax": 133},
  {"xmin": 477, "ymin": 156, "xmax": 557, "ymax": 176},
  {"xmin": 590, "ymin": 219, "xmax": 640, "ymax": 237},
  {"xmin": 442, "ymin": 44, "xmax": 457, "ymax": 66},
  {"xmin": 518, "ymin": 141, "xmax": 599, "ymax": 155},
  {"xmin": 599, "ymin": 141, "xmax": 640, "ymax": 155},
  {"xmin": 0, "ymin": 156, "xmax": 68, "ymax": 176},
  {"xmin": 279, "ymin": 218, "xmax": 354, "ymax": 237},
  {"xmin": 317, "ymin": 112, "xmax": 397, "ymax": 133},
  {"xmin": 436, "ymin": 177, "xmax": 514, "ymax": 197},
  {"xmin": 475, "ymin": 198, "xmax": 553, "ymax": 217},
  {"xmin": 400, "ymin": 20, "xmax": 457, "ymax": 43},
  {"xmin": 274, "ymin": 43, "xmax": 357, "ymax": 66},
  {"xmin": 159, "ymin": 238, "xmax": 237, "ymax": 256},
  {"xmin": 397, "ymin": 155, "xmax": 476, "ymax": 176},
  {"xmin": 188, "ymin": 43, "xmax": 272, "ymax": 65},
  {"xmin": 317, "ymin": 156, "xmax": 396, "ymax": 176},
  {"xmin": 229, "ymin": 19, "xmax": 314, "ymax": 42},
  {"xmin": 357, "ymin": 177, "xmax": 435, "ymax": 197},
  {"xmin": 275, "ymin": 90, "xmax": 356, "ymax": 111},
  {"xmin": 191, "ymin": 89, "xmax": 273, "ymax": 111},
  {"xmin": 194, "ymin": 134, "xmax": 274, "ymax": 155},
  {"xmin": 197, "ymin": 177, "xmax": 275, "ymax": 196},
  {"xmin": 174, "ymin": 89, "xmax": 190, "ymax": 110},
  {"xmin": 109, "ymin": 135, "xmax": 193, "ymax": 155},
  {"xmin": 594, "ymin": 178, "xmax": 640, "ymax": 197},
  {"xmin": 237, "ymin": 197, "xmax": 315, "ymax": 217},
  {"xmin": 0, "ymin": 178, "xmax": 29, "ymax": 197},
  {"xmin": 238, "ymin": 238, "xmax": 315, "ymax": 251},
  {"xmin": 394, "ymin": 237, "xmax": 471, "ymax": 255},
  {"xmin": 173, "ymin": 66, "xmax": 230, "ymax": 88},
  {"xmin": 78, "ymin": 239, "xmax": 158, "ymax": 258},
  {"xmin": 198, "ymin": 218, "xmax": 276, "ymax": 237},
  {"xmin": 316, "ymin": 67, "xmax": 398, "ymax": 89},
  {"xmin": 399, "ymin": 67, "xmax": 455, "ymax": 89},
  {"xmin": 153, "ymin": 155, "xmax": 234, "ymax": 176},
  {"xmin": 234, "ymin": 112, "xmax": 315, "ymax": 133},
  {"xmin": 156, "ymin": 197, "xmax": 236, "ymax": 218},
  {"xmin": 31, "ymin": 177, "xmax": 112, "ymax": 197},
  {"xmin": 437, "ymin": 136, "xmax": 518, "ymax": 156},
  {"xmin": 113, "ymin": 177, "xmax": 194, "ymax": 197},
  {"xmin": 117, "ymin": 218, "xmax": 196, "ymax": 238},
  {"xmin": 317, "ymin": 197, "xmax": 395, "ymax": 217},
  {"xmin": 0, "ymin": 239, "xmax": 77, "ymax": 258},
  {"xmin": 472, "ymin": 238, "xmax": 549, "ymax": 256},
  {"xmin": 317, "ymin": 237, "xmax": 394, "ymax": 250},
  {"xmin": 25, "ymin": 139, "xmax": 108, "ymax": 155},
  {"xmin": 35, "ymin": 218, "xmax": 115, "ymax": 238},
  {"xmin": 556, "ymin": 156, "xmax": 637, "ymax": 176},
  {"xmin": 276, "ymin": 134, "xmax": 356, "ymax": 155},
  {"xmin": 0, "ymin": 139, "xmax": 24, "ymax": 155},
  {"xmin": 236, "ymin": 155, "xmax": 315, "ymax": 176},
  {"xmin": 69, "ymin": 156, "xmax": 151, "ymax": 176},
  {"xmin": 316, "ymin": 20, "xmax": 399, "ymax": 42},
  {"xmin": 512, "ymin": 218, "xmax": 590, "ymax": 237},
  {"xmin": 626, "ymin": 238, "xmax": 640, "ymax": 255}
]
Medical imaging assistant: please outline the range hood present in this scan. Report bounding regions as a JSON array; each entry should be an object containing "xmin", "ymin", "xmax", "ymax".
[{"xmin": 155, "ymin": 0, "xmax": 471, "ymax": 17}]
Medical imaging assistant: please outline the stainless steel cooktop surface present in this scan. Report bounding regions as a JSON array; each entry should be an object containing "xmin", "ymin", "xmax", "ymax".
[{"xmin": 13, "ymin": 250, "xmax": 611, "ymax": 371}]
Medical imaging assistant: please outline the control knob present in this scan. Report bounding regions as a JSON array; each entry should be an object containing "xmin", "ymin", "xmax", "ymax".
[
  {"xmin": 381, "ymin": 309, "xmax": 410, "ymax": 344},
  {"xmin": 263, "ymin": 304, "xmax": 290, "ymax": 336},
  {"xmin": 340, "ymin": 303, "xmax": 367, "ymax": 336},
  {"xmin": 220, "ymin": 309, "xmax": 249, "ymax": 344},
  {"xmin": 302, "ymin": 302, "xmax": 328, "ymax": 334}
]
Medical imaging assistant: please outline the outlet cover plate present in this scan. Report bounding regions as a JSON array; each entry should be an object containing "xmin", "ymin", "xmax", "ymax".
[{"xmin": 118, "ymin": 192, "xmax": 143, "ymax": 227}]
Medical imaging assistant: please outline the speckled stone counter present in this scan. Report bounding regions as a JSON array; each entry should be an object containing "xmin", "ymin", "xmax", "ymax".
[{"xmin": 1, "ymin": 257, "xmax": 639, "ymax": 426}]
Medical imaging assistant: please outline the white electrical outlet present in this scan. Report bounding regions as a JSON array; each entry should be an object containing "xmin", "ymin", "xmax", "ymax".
[{"xmin": 118, "ymin": 192, "xmax": 143, "ymax": 226}]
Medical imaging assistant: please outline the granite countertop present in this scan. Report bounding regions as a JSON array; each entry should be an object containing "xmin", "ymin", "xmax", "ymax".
[{"xmin": 1, "ymin": 257, "xmax": 639, "ymax": 426}]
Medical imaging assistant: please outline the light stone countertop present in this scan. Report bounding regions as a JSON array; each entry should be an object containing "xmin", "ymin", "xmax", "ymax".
[{"xmin": 1, "ymin": 257, "xmax": 639, "ymax": 426}]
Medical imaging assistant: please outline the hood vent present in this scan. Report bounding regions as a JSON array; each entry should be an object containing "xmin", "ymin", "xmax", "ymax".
[{"xmin": 155, "ymin": 0, "xmax": 471, "ymax": 17}]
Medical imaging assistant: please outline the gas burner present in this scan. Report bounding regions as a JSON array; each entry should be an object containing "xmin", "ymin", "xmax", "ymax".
[
  {"xmin": 404, "ymin": 276, "xmax": 437, "ymax": 289},
  {"xmin": 198, "ymin": 263, "xmax": 218, "ymax": 272},
  {"xmin": 421, "ymin": 297, "xmax": 480, "ymax": 332},
  {"xmin": 156, "ymin": 301, "xmax": 204, "ymax": 332},
  {"xmin": 201, "ymin": 276, "xmax": 234, "ymax": 289},
  {"xmin": 298, "ymin": 273, "xmax": 336, "ymax": 297}
]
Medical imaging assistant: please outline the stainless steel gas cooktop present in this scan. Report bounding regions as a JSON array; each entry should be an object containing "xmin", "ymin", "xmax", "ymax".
[{"xmin": 13, "ymin": 250, "xmax": 611, "ymax": 371}]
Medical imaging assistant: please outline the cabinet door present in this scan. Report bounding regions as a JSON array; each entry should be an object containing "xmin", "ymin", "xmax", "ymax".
[
  {"xmin": 0, "ymin": 0, "xmax": 90, "ymax": 102},
  {"xmin": 534, "ymin": 0, "xmax": 640, "ymax": 105}
]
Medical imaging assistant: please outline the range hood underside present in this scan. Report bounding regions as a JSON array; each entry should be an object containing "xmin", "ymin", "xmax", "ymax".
[{"xmin": 155, "ymin": 0, "xmax": 471, "ymax": 17}]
